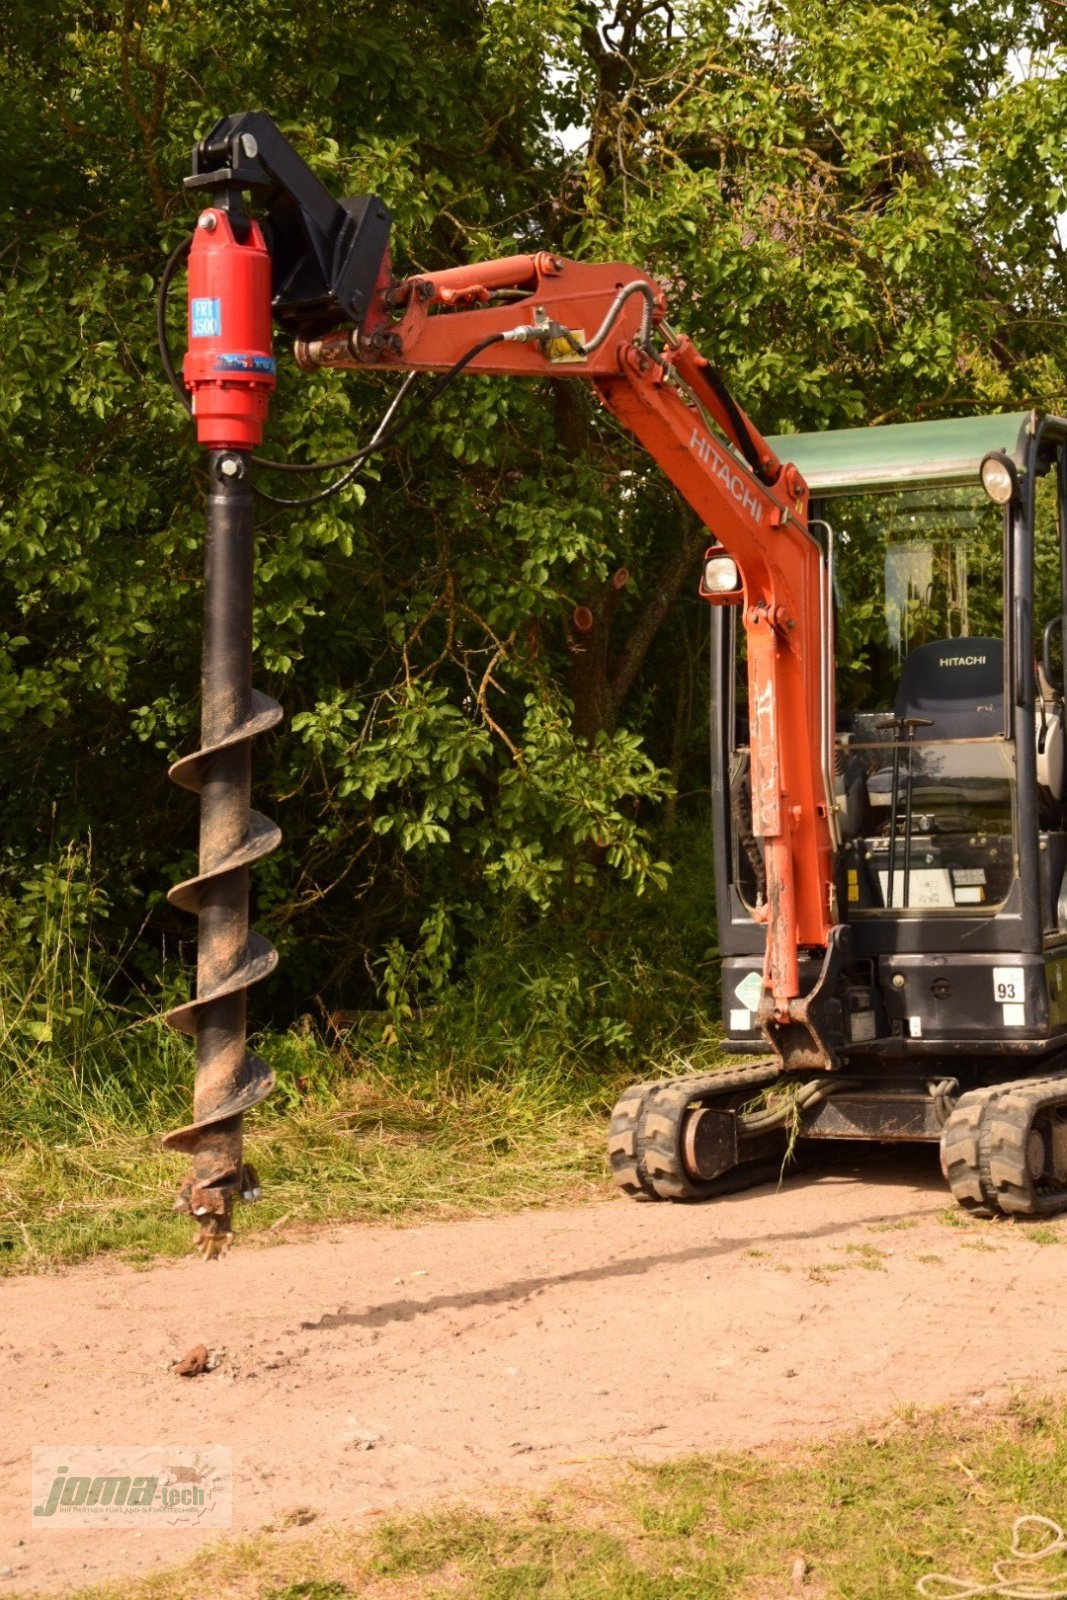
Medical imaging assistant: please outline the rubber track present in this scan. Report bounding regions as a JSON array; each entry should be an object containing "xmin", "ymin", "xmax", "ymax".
[
  {"xmin": 984, "ymin": 1077, "xmax": 1067, "ymax": 1217},
  {"xmin": 606, "ymin": 1077, "xmax": 670, "ymax": 1199},
  {"xmin": 940, "ymin": 1083, "xmax": 1018, "ymax": 1218},
  {"xmin": 608, "ymin": 1060, "xmax": 782, "ymax": 1203},
  {"xmin": 941, "ymin": 1070, "xmax": 1067, "ymax": 1218}
]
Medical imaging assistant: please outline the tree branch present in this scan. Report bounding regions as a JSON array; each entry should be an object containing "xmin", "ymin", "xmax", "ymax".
[{"xmin": 609, "ymin": 502, "xmax": 704, "ymax": 710}]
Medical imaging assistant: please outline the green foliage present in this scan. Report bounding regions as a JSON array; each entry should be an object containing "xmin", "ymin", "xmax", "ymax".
[
  {"xmin": 370, "ymin": 825, "xmax": 715, "ymax": 1069},
  {"xmin": 1, "ymin": 0, "xmax": 1066, "ymax": 1040},
  {"xmin": 0, "ymin": 845, "xmax": 188, "ymax": 1148}
]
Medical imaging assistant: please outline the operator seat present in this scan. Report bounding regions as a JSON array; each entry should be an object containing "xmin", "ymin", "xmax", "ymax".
[
  {"xmin": 885, "ymin": 635, "xmax": 1065, "ymax": 807},
  {"xmin": 893, "ymin": 636, "xmax": 1004, "ymax": 738},
  {"xmin": 866, "ymin": 637, "xmax": 1010, "ymax": 813}
]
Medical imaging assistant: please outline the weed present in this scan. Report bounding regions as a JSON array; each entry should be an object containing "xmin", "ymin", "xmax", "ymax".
[
  {"xmin": 841, "ymin": 1242, "xmax": 888, "ymax": 1269},
  {"xmin": 808, "ymin": 1243, "xmax": 888, "ymax": 1279},
  {"xmin": 938, "ymin": 1208, "xmax": 978, "ymax": 1229},
  {"xmin": 807, "ymin": 1263, "xmax": 847, "ymax": 1284},
  {"xmin": 1027, "ymin": 1225, "xmax": 1064, "ymax": 1247}
]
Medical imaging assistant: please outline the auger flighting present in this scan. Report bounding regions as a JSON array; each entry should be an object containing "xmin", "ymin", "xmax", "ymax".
[{"xmin": 159, "ymin": 115, "xmax": 391, "ymax": 1254}]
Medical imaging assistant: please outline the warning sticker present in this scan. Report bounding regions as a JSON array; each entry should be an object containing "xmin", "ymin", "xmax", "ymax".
[{"xmin": 734, "ymin": 972, "xmax": 763, "ymax": 1012}]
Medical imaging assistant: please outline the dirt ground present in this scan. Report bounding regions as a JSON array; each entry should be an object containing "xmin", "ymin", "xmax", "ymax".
[{"xmin": 4, "ymin": 1144, "xmax": 1067, "ymax": 1595}]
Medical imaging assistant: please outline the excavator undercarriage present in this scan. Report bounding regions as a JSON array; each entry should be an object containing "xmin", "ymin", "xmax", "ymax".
[{"xmin": 608, "ymin": 1062, "xmax": 1067, "ymax": 1218}]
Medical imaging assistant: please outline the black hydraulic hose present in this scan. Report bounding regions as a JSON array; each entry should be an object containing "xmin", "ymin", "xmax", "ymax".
[
  {"xmin": 157, "ymin": 236, "xmax": 194, "ymax": 417},
  {"xmin": 157, "ymin": 236, "xmax": 508, "ymax": 508},
  {"xmin": 698, "ymin": 361, "xmax": 773, "ymax": 485},
  {"xmin": 249, "ymin": 332, "xmax": 509, "ymax": 508},
  {"xmin": 249, "ymin": 372, "xmax": 415, "ymax": 508}
]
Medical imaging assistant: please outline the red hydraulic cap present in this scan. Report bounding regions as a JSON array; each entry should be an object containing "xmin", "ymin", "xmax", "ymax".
[{"xmin": 183, "ymin": 209, "xmax": 276, "ymax": 449}]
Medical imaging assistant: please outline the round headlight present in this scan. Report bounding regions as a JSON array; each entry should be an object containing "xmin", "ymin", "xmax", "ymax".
[
  {"xmin": 703, "ymin": 556, "xmax": 740, "ymax": 594},
  {"xmin": 979, "ymin": 451, "xmax": 1019, "ymax": 506}
]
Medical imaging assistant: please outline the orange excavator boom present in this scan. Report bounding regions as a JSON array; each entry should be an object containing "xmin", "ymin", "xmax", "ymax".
[{"xmin": 295, "ymin": 249, "xmax": 841, "ymax": 1053}]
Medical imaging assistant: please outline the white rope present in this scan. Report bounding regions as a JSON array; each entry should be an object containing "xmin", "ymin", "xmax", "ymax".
[{"xmin": 917, "ymin": 1518, "xmax": 1067, "ymax": 1598}]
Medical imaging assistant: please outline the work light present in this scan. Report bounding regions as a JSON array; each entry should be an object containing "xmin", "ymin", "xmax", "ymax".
[
  {"xmin": 979, "ymin": 451, "xmax": 1019, "ymax": 506},
  {"xmin": 703, "ymin": 555, "xmax": 740, "ymax": 594}
]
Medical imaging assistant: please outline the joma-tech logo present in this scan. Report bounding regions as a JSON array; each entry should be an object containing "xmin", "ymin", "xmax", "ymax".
[{"xmin": 31, "ymin": 1445, "xmax": 231, "ymax": 1529}]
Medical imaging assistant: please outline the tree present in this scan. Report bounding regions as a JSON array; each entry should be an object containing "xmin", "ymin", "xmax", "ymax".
[{"xmin": 0, "ymin": 0, "xmax": 1064, "ymax": 1014}]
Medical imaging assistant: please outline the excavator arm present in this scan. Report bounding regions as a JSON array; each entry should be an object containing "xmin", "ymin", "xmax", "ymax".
[
  {"xmin": 166, "ymin": 112, "xmax": 845, "ymax": 1248},
  {"xmin": 293, "ymin": 249, "xmax": 842, "ymax": 1044}
]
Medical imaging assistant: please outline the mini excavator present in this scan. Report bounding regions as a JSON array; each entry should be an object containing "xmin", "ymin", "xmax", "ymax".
[{"xmin": 161, "ymin": 113, "xmax": 1067, "ymax": 1252}]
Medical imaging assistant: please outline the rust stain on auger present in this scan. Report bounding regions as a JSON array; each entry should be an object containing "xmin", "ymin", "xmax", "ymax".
[{"xmin": 164, "ymin": 452, "xmax": 281, "ymax": 1258}]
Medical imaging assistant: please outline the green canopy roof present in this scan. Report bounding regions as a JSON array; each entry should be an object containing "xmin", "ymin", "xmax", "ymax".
[{"xmin": 765, "ymin": 411, "xmax": 1038, "ymax": 496}]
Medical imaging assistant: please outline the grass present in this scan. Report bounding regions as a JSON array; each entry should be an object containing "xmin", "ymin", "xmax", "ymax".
[
  {"xmin": 0, "ymin": 847, "xmax": 741, "ymax": 1273},
  {"xmin": 37, "ymin": 1395, "xmax": 1067, "ymax": 1600},
  {"xmin": 1028, "ymin": 1224, "xmax": 1066, "ymax": 1246},
  {"xmin": 0, "ymin": 897, "xmax": 627, "ymax": 1272},
  {"xmin": 0, "ymin": 1032, "xmax": 626, "ymax": 1273},
  {"xmin": 12, "ymin": 849, "xmax": 1067, "ymax": 1277},
  {"xmin": 840, "ymin": 1241, "xmax": 889, "ymax": 1269}
]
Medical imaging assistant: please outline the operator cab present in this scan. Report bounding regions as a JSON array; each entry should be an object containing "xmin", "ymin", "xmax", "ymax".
[{"xmin": 712, "ymin": 410, "xmax": 1067, "ymax": 1061}]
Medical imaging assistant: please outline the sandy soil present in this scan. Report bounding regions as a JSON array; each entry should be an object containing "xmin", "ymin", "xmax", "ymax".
[{"xmin": 3, "ymin": 1144, "xmax": 1067, "ymax": 1595}]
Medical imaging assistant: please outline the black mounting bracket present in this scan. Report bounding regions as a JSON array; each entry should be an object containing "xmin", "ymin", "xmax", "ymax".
[{"xmin": 187, "ymin": 111, "xmax": 393, "ymax": 337}]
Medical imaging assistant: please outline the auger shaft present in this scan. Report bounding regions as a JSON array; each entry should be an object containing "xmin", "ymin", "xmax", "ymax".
[
  {"xmin": 193, "ymin": 451, "xmax": 256, "ymax": 1246},
  {"xmin": 165, "ymin": 449, "xmax": 281, "ymax": 1253}
]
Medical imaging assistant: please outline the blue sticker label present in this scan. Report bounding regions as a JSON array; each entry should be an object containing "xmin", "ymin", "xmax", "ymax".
[
  {"xmin": 214, "ymin": 353, "xmax": 277, "ymax": 374},
  {"xmin": 191, "ymin": 297, "xmax": 222, "ymax": 338}
]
